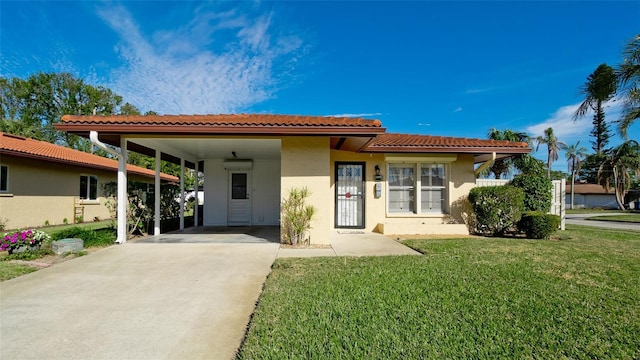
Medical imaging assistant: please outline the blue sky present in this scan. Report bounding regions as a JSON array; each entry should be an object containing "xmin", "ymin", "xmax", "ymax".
[{"xmin": 1, "ymin": 1, "xmax": 639, "ymax": 172}]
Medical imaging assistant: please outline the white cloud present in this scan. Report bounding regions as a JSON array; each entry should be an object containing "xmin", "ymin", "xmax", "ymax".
[
  {"xmin": 94, "ymin": 3, "xmax": 304, "ymax": 114},
  {"xmin": 325, "ymin": 113, "xmax": 383, "ymax": 118},
  {"xmin": 454, "ymin": 107, "xmax": 462, "ymax": 113},
  {"xmin": 525, "ymin": 100, "xmax": 623, "ymax": 142},
  {"xmin": 465, "ymin": 88, "xmax": 492, "ymax": 94}
]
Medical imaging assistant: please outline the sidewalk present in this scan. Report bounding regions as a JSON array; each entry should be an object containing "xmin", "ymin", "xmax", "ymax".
[{"xmin": 276, "ymin": 231, "xmax": 421, "ymax": 258}]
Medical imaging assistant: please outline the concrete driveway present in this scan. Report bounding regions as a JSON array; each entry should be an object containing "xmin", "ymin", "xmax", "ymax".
[{"xmin": 0, "ymin": 242, "xmax": 279, "ymax": 360}]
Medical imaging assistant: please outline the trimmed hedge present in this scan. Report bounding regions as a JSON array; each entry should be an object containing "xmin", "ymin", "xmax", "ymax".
[
  {"xmin": 518, "ymin": 212, "xmax": 561, "ymax": 239},
  {"xmin": 469, "ymin": 186, "xmax": 525, "ymax": 236},
  {"xmin": 510, "ymin": 174, "xmax": 552, "ymax": 212},
  {"xmin": 51, "ymin": 227, "xmax": 116, "ymax": 247}
]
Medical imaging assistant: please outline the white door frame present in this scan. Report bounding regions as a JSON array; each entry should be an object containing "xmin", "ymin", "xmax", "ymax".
[{"xmin": 227, "ymin": 170, "xmax": 252, "ymax": 226}]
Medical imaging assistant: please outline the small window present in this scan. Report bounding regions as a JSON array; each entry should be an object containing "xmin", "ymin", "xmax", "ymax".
[
  {"xmin": 0, "ymin": 165, "xmax": 8, "ymax": 192},
  {"xmin": 80, "ymin": 175, "xmax": 98, "ymax": 200}
]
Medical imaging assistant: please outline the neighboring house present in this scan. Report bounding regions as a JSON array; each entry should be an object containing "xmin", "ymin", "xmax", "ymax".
[
  {"xmin": 0, "ymin": 132, "xmax": 178, "ymax": 230},
  {"xmin": 565, "ymin": 183, "xmax": 618, "ymax": 209},
  {"xmin": 56, "ymin": 114, "xmax": 530, "ymax": 243}
]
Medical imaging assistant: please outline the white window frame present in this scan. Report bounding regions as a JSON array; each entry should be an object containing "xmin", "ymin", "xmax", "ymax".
[
  {"xmin": 80, "ymin": 174, "xmax": 99, "ymax": 201},
  {"xmin": 387, "ymin": 162, "xmax": 449, "ymax": 215},
  {"xmin": 419, "ymin": 164, "xmax": 447, "ymax": 214},
  {"xmin": 0, "ymin": 165, "xmax": 8, "ymax": 192}
]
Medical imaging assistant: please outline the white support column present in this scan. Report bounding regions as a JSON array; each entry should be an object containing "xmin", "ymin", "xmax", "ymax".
[
  {"xmin": 154, "ymin": 149, "xmax": 161, "ymax": 235},
  {"xmin": 194, "ymin": 161, "xmax": 199, "ymax": 227},
  {"xmin": 117, "ymin": 137, "xmax": 128, "ymax": 244},
  {"xmin": 179, "ymin": 158, "xmax": 185, "ymax": 230}
]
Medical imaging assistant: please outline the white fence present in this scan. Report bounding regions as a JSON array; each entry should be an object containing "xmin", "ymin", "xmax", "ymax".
[{"xmin": 475, "ymin": 178, "xmax": 566, "ymax": 230}]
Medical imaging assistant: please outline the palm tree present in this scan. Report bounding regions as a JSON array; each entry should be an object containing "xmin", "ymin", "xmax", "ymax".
[
  {"xmin": 617, "ymin": 35, "xmax": 640, "ymax": 138},
  {"xmin": 535, "ymin": 127, "xmax": 566, "ymax": 178},
  {"xmin": 597, "ymin": 140, "xmax": 640, "ymax": 210},
  {"xmin": 565, "ymin": 141, "xmax": 588, "ymax": 209},
  {"xmin": 573, "ymin": 63, "xmax": 617, "ymax": 155},
  {"xmin": 485, "ymin": 128, "xmax": 530, "ymax": 179}
]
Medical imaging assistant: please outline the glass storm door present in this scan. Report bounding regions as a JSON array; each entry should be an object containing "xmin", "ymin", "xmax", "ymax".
[
  {"xmin": 228, "ymin": 171, "xmax": 251, "ymax": 225},
  {"xmin": 335, "ymin": 163, "xmax": 365, "ymax": 228}
]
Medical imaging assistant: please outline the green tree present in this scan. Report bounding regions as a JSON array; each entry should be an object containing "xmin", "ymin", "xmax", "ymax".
[
  {"xmin": 573, "ymin": 63, "xmax": 617, "ymax": 155},
  {"xmin": 484, "ymin": 128, "xmax": 531, "ymax": 179},
  {"xmin": 535, "ymin": 127, "xmax": 566, "ymax": 179},
  {"xmin": 617, "ymin": 35, "xmax": 640, "ymax": 138},
  {"xmin": 597, "ymin": 140, "xmax": 640, "ymax": 210},
  {"xmin": 565, "ymin": 141, "xmax": 588, "ymax": 209},
  {"xmin": 0, "ymin": 72, "xmax": 127, "ymax": 149}
]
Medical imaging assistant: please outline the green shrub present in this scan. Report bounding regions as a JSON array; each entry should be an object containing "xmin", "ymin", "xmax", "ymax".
[
  {"xmin": 469, "ymin": 186, "xmax": 525, "ymax": 236},
  {"xmin": 518, "ymin": 212, "xmax": 561, "ymax": 239},
  {"xmin": 51, "ymin": 227, "xmax": 115, "ymax": 247},
  {"xmin": 281, "ymin": 187, "xmax": 317, "ymax": 245},
  {"xmin": 510, "ymin": 174, "xmax": 552, "ymax": 212}
]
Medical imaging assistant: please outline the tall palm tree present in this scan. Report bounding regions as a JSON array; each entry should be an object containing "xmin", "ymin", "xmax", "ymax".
[
  {"xmin": 597, "ymin": 140, "xmax": 640, "ymax": 210},
  {"xmin": 485, "ymin": 128, "xmax": 530, "ymax": 179},
  {"xmin": 565, "ymin": 141, "xmax": 588, "ymax": 209},
  {"xmin": 617, "ymin": 35, "xmax": 640, "ymax": 139},
  {"xmin": 535, "ymin": 127, "xmax": 566, "ymax": 178},
  {"xmin": 573, "ymin": 63, "xmax": 617, "ymax": 155}
]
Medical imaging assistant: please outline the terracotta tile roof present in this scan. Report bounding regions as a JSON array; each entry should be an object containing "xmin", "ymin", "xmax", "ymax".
[
  {"xmin": 58, "ymin": 114, "xmax": 385, "ymax": 135},
  {"xmin": 565, "ymin": 183, "xmax": 615, "ymax": 195},
  {"xmin": 365, "ymin": 133, "xmax": 531, "ymax": 153},
  {"xmin": 0, "ymin": 132, "xmax": 179, "ymax": 182}
]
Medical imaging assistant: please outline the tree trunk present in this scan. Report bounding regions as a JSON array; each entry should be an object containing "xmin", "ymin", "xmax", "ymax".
[
  {"xmin": 570, "ymin": 171, "xmax": 575, "ymax": 210},
  {"xmin": 613, "ymin": 167, "xmax": 626, "ymax": 210}
]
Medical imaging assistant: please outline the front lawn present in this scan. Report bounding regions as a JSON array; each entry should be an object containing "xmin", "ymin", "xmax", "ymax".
[{"xmin": 238, "ymin": 225, "xmax": 640, "ymax": 359}]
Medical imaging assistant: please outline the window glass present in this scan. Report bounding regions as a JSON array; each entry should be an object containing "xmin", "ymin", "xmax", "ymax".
[
  {"xmin": 80, "ymin": 175, "xmax": 99, "ymax": 200},
  {"xmin": 420, "ymin": 164, "xmax": 446, "ymax": 213},
  {"xmin": 0, "ymin": 165, "xmax": 7, "ymax": 192},
  {"xmin": 388, "ymin": 164, "xmax": 415, "ymax": 213},
  {"xmin": 231, "ymin": 173, "xmax": 247, "ymax": 199}
]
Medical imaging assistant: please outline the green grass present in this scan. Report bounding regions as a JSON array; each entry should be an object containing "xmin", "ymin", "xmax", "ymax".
[
  {"xmin": 587, "ymin": 214, "xmax": 640, "ymax": 223},
  {"xmin": 49, "ymin": 227, "xmax": 116, "ymax": 247},
  {"xmin": 0, "ymin": 262, "xmax": 38, "ymax": 281},
  {"xmin": 0, "ymin": 224, "xmax": 116, "ymax": 282},
  {"xmin": 238, "ymin": 225, "xmax": 640, "ymax": 359},
  {"xmin": 565, "ymin": 208, "xmax": 624, "ymax": 214}
]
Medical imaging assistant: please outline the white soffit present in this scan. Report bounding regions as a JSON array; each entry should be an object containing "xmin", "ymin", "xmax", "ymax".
[{"xmin": 223, "ymin": 160, "xmax": 253, "ymax": 170}]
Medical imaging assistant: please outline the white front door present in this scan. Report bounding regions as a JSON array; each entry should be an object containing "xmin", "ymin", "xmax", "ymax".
[{"xmin": 228, "ymin": 171, "xmax": 251, "ymax": 225}]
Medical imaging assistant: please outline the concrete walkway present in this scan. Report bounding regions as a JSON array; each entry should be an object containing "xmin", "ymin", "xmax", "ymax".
[
  {"xmin": 0, "ymin": 242, "xmax": 279, "ymax": 360},
  {"xmin": 277, "ymin": 231, "xmax": 422, "ymax": 258},
  {"xmin": 0, "ymin": 229, "xmax": 419, "ymax": 360}
]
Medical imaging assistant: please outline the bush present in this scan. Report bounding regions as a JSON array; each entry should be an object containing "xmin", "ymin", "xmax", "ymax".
[
  {"xmin": 281, "ymin": 187, "xmax": 316, "ymax": 245},
  {"xmin": 469, "ymin": 186, "xmax": 525, "ymax": 236},
  {"xmin": 518, "ymin": 212, "xmax": 561, "ymax": 239},
  {"xmin": 51, "ymin": 227, "xmax": 116, "ymax": 247},
  {"xmin": 510, "ymin": 174, "xmax": 552, "ymax": 212}
]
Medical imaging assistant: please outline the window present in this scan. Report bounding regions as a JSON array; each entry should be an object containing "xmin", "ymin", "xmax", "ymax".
[
  {"xmin": 388, "ymin": 164, "xmax": 415, "ymax": 213},
  {"xmin": 388, "ymin": 163, "xmax": 447, "ymax": 214},
  {"xmin": 0, "ymin": 165, "xmax": 7, "ymax": 192},
  {"xmin": 80, "ymin": 175, "xmax": 98, "ymax": 200},
  {"xmin": 421, "ymin": 164, "xmax": 446, "ymax": 213}
]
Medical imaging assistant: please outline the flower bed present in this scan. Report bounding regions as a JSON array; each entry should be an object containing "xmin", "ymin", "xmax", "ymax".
[{"xmin": 1, "ymin": 229, "xmax": 51, "ymax": 254}]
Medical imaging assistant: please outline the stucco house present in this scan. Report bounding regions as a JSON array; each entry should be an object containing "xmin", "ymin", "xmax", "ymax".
[
  {"xmin": 0, "ymin": 132, "xmax": 178, "ymax": 230},
  {"xmin": 55, "ymin": 114, "xmax": 530, "ymax": 244},
  {"xmin": 565, "ymin": 183, "xmax": 617, "ymax": 209}
]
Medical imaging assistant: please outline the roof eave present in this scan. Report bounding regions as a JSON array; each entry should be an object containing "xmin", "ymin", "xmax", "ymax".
[
  {"xmin": 0, "ymin": 149, "xmax": 177, "ymax": 182},
  {"xmin": 54, "ymin": 124, "xmax": 386, "ymax": 136},
  {"xmin": 364, "ymin": 146, "xmax": 532, "ymax": 154}
]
